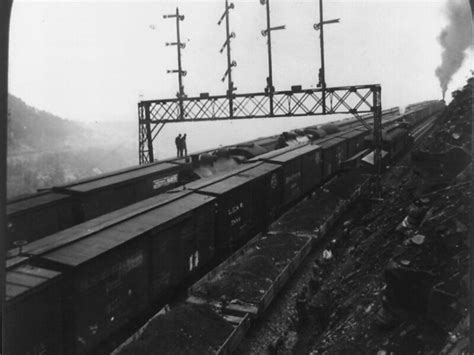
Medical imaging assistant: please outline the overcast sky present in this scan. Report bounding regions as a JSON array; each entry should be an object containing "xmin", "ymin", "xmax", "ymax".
[{"xmin": 8, "ymin": 0, "xmax": 473, "ymax": 123}]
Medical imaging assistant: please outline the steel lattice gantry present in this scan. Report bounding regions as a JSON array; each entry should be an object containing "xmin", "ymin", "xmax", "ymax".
[{"xmin": 138, "ymin": 84, "xmax": 382, "ymax": 170}]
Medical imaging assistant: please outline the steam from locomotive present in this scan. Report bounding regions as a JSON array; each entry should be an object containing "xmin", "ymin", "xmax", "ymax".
[{"xmin": 435, "ymin": 0, "xmax": 472, "ymax": 100}]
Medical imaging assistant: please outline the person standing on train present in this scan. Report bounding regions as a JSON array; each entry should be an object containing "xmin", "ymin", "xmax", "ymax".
[
  {"xmin": 275, "ymin": 133, "xmax": 288, "ymax": 149},
  {"xmin": 182, "ymin": 133, "xmax": 188, "ymax": 157},
  {"xmin": 175, "ymin": 134, "xmax": 182, "ymax": 157}
]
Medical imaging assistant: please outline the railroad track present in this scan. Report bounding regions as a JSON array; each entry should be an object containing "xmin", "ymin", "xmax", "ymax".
[{"xmin": 412, "ymin": 115, "xmax": 439, "ymax": 143}]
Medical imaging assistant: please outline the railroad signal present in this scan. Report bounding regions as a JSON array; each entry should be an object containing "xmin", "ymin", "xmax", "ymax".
[
  {"xmin": 166, "ymin": 42, "xmax": 186, "ymax": 49},
  {"xmin": 164, "ymin": 7, "xmax": 187, "ymax": 119},
  {"xmin": 139, "ymin": 0, "xmax": 384, "ymax": 185},
  {"xmin": 260, "ymin": 0, "xmax": 285, "ymax": 115},
  {"xmin": 261, "ymin": 25, "xmax": 285, "ymax": 37},
  {"xmin": 315, "ymin": 0, "xmax": 340, "ymax": 112},
  {"xmin": 219, "ymin": 32, "xmax": 236, "ymax": 53},
  {"xmin": 217, "ymin": 2, "xmax": 234, "ymax": 25},
  {"xmin": 218, "ymin": 0, "xmax": 237, "ymax": 117},
  {"xmin": 221, "ymin": 61, "xmax": 237, "ymax": 82},
  {"xmin": 163, "ymin": 13, "xmax": 185, "ymax": 21},
  {"xmin": 167, "ymin": 69, "xmax": 187, "ymax": 77},
  {"xmin": 313, "ymin": 18, "xmax": 340, "ymax": 31}
]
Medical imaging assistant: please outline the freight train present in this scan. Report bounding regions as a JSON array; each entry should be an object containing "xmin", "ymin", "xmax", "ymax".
[
  {"xmin": 4, "ymin": 101, "xmax": 445, "ymax": 355},
  {"xmin": 6, "ymin": 107, "xmax": 404, "ymax": 249}
]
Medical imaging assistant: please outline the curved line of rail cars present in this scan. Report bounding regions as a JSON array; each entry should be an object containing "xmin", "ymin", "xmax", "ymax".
[
  {"xmin": 6, "ymin": 108, "xmax": 404, "ymax": 249},
  {"xmin": 4, "ymin": 101, "xmax": 445, "ymax": 355}
]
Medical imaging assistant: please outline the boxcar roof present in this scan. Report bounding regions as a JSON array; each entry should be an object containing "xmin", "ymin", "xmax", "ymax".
[
  {"xmin": 183, "ymin": 161, "xmax": 262, "ymax": 191},
  {"xmin": 230, "ymin": 144, "xmax": 268, "ymax": 158},
  {"xmin": 17, "ymin": 190, "xmax": 191, "ymax": 259},
  {"xmin": 238, "ymin": 162, "xmax": 281, "ymax": 179},
  {"xmin": 263, "ymin": 144, "xmax": 321, "ymax": 163},
  {"xmin": 249, "ymin": 144, "xmax": 306, "ymax": 162},
  {"xmin": 60, "ymin": 162, "xmax": 179, "ymax": 193},
  {"xmin": 197, "ymin": 175, "xmax": 254, "ymax": 196},
  {"xmin": 317, "ymin": 136, "xmax": 346, "ymax": 148},
  {"xmin": 337, "ymin": 129, "xmax": 369, "ymax": 140},
  {"xmin": 7, "ymin": 191, "xmax": 71, "ymax": 215},
  {"xmin": 230, "ymin": 134, "xmax": 279, "ymax": 151},
  {"xmin": 253, "ymin": 136, "xmax": 279, "ymax": 150},
  {"xmin": 39, "ymin": 193, "xmax": 215, "ymax": 267},
  {"xmin": 6, "ymin": 264, "xmax": 61, "ymax": 301},
  {"xmin": 57, "ymin": 160, "xmax": 177, "ymax": 186}
]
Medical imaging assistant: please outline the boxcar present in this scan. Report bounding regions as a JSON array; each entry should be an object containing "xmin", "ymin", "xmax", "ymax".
[
  {"xmin": 56, "ymin": 162, "xmax": 182, "ymax": 221},
  {"xmin": 5, "ymin": 262, "xmax": 64, "ymax": 355},
  {"xmin": 25, "ymin": 191, "xmax": 215, "ymax": 354},
  {"xmin": 34, "ymin": 232, "xmax": 150, "ymax": 354},
  {"xmin": 298, "ymin": 145, "xmax": 324, "ymax": 192},
  {"xmin": 191, "ymin": 175, "xmax": 257, "ymax": 254},
  {"xmin": 6, "ymin": 191, "xmax": 79, "ymax": 248},
  {"xmin": 317, "ymin": 137, "xmax": 348, "ymax": 180},
  {"xmin": 337, "ymin": 128, "xmax": 369, "ymax": 158},
  {"xmin": 237, "ymin": 162, "xmax": 284, "ymax": 232},
  {"xmin": 256, "ymin": 145, "xmax": 323, "ymax": 206},
  {"xmin": 147, "ymin": 193, "xmax": 216, "ymax": 301}
]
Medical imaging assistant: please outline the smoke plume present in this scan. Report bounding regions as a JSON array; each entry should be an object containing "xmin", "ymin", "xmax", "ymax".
[{"xmin": 435, "ymin": 0, "xmax": 473, "ymax": 99}]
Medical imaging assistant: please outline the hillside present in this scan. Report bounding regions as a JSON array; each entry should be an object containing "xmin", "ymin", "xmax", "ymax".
[
  {"xmin": 7, "ymin": 94, "xmax": 89, "ymax": 152},
  {"xmin": 7, "ymin": 95, "xmax": 137, "ymax": 198}
]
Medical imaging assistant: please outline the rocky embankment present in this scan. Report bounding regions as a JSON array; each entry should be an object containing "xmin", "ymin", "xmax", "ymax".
[{"xmin": 237, "ymin": 78, "xmax": 472, "ymax": 354}]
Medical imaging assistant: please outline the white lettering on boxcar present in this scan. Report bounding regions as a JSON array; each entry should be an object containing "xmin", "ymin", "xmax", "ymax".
[
  {"xmin": 227, "ymin": 202, "xmax": 244, "ymax": 216},
  {"xmin": 285, "ymin": 172, "xmax": 301, "ymax": 185},
  {"xmin": 153, "ymin": 174, "xmax": 178, "ymax": 190},
  {"xmin": 314, "ymin": 152, "xmax": 321, "ymax": 165},
  {"xmin": 79, "ymin": 252, "xmax": 144, "ymax": 290},
  {"xmin": 270, "ymin": 173, "xmax": 278, "ymax": 189},
  {"xmin": 336, "ymin": 148, "xmax": 343, "ymax": 164}
]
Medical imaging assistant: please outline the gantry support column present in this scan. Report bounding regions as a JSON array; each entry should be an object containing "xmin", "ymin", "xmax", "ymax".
[
  {"xmin": 145, "ymin": 103, "xmax": 154, "ymax": 163},
  {"xmin": 372, "ymin": 85, "xmax": 382, "ymax": 176}
]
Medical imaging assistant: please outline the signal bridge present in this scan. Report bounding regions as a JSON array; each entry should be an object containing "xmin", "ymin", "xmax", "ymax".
[{"xmin": 138, "ymin": 0, "xmax": 383, "ymax": 177}]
